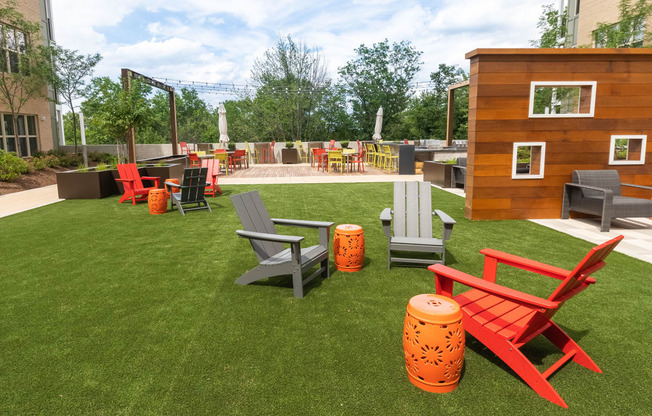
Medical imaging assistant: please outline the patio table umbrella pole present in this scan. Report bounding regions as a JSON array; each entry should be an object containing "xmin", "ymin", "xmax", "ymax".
[
  {"xmin": 372, "ymin": 106, "xmax": 383, "ymax": 142},
  {"xmin": 218, "ymin": 103, "xmax": 229, "ymax": 150}
]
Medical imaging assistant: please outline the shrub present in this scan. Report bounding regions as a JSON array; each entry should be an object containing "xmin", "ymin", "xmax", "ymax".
[
  {"xmin": 87, "ymin": 151, "xmax": 113, "ymax": 164},
  {"xmin": 31, "ymin": 157, "xmax": 47, "ymax": 170},
  {"xmin": 58, "ymin": 154, "xmax": 83, "ymax": 167},
  {"xmin": 0, "ymin": 150, "xmax": 30, "ymax": 181}
]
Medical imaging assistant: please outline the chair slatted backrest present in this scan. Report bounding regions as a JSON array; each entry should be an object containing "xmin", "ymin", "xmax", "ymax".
[
  {"xmin": 179, "ymin": 142, "xmax": 189, "ymax": 154},
  {"xmin": 512, "ymin": 235, "xmax": 623, "ymax": 344},
  {"xmin": 180, "ymin": 167, "xmax": 208, "ymax": 203},
  {"xmin": 117, "ymin": 163, "xmax": 144, "ymax": 191},
  {"xmin": 548, "ymin": 235, "xmax": 623, "ymax": 304},
  {"xmin": 393, "ymin": 182, "xmax": 432, "ymax": 239},
  {"xmin": 201, "ymin": 159, "xmax": 220, "ymax": 183},
  {"xmin": 230, "ymin": 190, "xmax": 283, "ymax": 261}
]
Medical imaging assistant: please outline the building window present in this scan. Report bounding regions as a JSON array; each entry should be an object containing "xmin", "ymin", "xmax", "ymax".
[
  {"xmin": 609, "ymin": 135, "xmax": 647, "ymax": 165},
  {"xmin": 0, "ymin": 24, "xmax": 27, "ymax": 73},
  {"xmin": 512, "ymin": 142, "xmax": 546, "ymax": 179},
  {"xmin": 1, "ymin": 114, "xmax": 39, "ymax": 156},
  {"xmin": 529, "ymin": 81, "xmax": 596, "ymax": 118}
]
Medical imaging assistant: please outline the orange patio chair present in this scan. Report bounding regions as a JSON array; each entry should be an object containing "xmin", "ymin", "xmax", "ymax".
[
  {"xmin": 115, "ymin": 163, "xmax": 161, "ymax": 205},
  {"xmin": 428, "ymin": 235, "xmax": 624, "ymax": 408},
  {"xmin": 201, "ymin": 158, "xmax": 222, "ymax": 197},
  {"xmin": 329, "ymin": 139, "xmax": 336, "ymax": 150}
]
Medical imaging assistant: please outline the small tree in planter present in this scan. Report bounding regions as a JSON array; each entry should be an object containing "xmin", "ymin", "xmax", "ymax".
[{"xmin": 282, "ymin": 141, "xmax": 298, "ymax": 164}]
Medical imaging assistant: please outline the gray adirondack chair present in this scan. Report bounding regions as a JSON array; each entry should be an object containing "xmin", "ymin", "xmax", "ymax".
[
  {"xmin": 164, "ymin": 167, "xmax": 211, "ymax": 215},
  {"xmin": 380, "ymin": 181, "xmax": 456, "ymax": 269},
  {"xmin": 230, "ymin": 190, "xmax": 334, "ymax": 298}
]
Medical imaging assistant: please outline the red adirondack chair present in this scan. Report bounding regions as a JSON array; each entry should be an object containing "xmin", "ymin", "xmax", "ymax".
[
  {"xmin": 115, "ymin": 163, "xmax": 161, "ymax": 205},
  {"xmin": 201, "ymin": 158, "xmax": 222, "ymax": 197},
  {"xmin": 428, "ymin": 235, "xmax": 623, "ymax": 408}
]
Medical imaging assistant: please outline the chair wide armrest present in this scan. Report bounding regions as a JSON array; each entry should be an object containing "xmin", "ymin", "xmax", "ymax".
[
  {"xmin": 480, "ymin": 248, "xmax": 569, "ymax": 280},
  {"xmin": 429, "ymin": 264, "xmax": 558, "ymax": 310},
  {"xmin": 235, "ymin": 230, "xmax": 304, "ymax": 244},
  {"xmin": 271, "ymin": 218, "xmax": 334, "ymax": 229},
  {"xmin": 563, "ymin": 183, "xmax": 614, "ymax": 198},
  {"xmin": 380, "ymin": 208, "xmax": 392, "ymax": 237}
]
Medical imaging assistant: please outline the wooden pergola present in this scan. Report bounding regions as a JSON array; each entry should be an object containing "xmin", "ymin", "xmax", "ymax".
[{"xmin": 121, "ymin": 68, "xmax": 179, "ymax": 163}]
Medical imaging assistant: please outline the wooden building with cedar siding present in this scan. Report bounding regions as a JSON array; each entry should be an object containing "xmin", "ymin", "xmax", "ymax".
[{"xmin": 464, "ymin": 48, "xmax": 652, "ymax": 221}]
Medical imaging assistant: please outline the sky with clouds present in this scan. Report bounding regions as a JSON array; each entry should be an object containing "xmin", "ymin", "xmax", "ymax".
[{"xmin": 51, "ymin": 0, "xmax": 552, "ymax": 106}]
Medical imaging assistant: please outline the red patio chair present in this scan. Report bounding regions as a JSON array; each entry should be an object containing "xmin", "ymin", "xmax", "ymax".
[
  {"xmin": 201, "ymin": 158, "xmax": 222, "ymax": 197},
  {"xmin": 230, "ymin": 149, "xmax": 247, "ymax": 170},
  {"xmin": 428, "ymin": 235, "xmax": 624, "ymax": 408},
  {"xmin": 329, "ymin": 139, "xmax": 336, "ymax": 150},
  {"xmin": 312, "ymin": 148, "xmax": 327, "ymax": 171},
  {"xmin": 115, "ymin": 163, "xmax": 161, "ymax": 205},
  {"xmin": 349, "ymin": 147, "xmax": 366, "ymax": 172},
  {"xmin": 188, "ymin": 152, "xmax": 200, "ymax": 168},
  {"xmin": 179, "ymin": 141, "xmax": 189, "ymax": 154}
]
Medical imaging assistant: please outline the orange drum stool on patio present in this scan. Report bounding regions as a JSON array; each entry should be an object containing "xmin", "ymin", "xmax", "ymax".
[
  {"xmin": 403, "ymin": 294, "xmax": 464, "ymax": 393},
  {"xmin": 166, "ymin": 178, "xmax": 180, "ymax": 198},
  {"xmin": 148, "ymin": 189, "xmax": 168, "ymax": 215},
  {"xmin": 333, "ymin": 224, "xmax": 365, "ymax": 272}
]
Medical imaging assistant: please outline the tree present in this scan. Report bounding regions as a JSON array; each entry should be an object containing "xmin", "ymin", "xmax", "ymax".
[
  {"xmin": 80, "ymin": 77, "xmax": 153, "ymax": 159},
  {"xmin": 0, "ymin": 0, "xmax": 54, "ymax": 157},
  {"xmin": 50, "ymin": 45, "xmax": 101, "ymax": 153},
  {"xmin": 250, "ymin": 35, "xmax": 330, "ymax": 142},
  {"xmin": 338, "ymin": 39, "xmax": 422, "ymax": 140},
  {"xmin": 530, "ymin": 4, "xmax": 569, "ymax": 48},
  {"xmin": 593, "ymin": 0, "xmax": 652, "ymax": 47},
  {"xmin": 401, "ymin": 64, "xmax": 468, "ymax": 141}
]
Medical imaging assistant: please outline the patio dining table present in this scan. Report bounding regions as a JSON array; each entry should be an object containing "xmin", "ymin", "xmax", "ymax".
[{"xmin": 323, "ymin": 149, "xmax": 360, "ymax": 173}]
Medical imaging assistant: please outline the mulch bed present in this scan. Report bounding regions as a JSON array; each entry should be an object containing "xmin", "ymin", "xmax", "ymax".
[{"xmin": 0, "ymin": 167, "xmax": 68, "ymax": 196}]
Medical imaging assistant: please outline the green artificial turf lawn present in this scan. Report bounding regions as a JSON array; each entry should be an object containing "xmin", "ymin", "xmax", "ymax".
[{"xmin": 1, "ymin": 183, "xmax": 650, "ymax": 415}]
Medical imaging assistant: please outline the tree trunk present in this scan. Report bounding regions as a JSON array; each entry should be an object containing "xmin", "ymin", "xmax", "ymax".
[
  {"xmin": 71, "ymin": 109, "xmax": 78, "ymax": 154},
  {"xmin": 12, "ymin": 114, "xmax": 21, "ymax": 157}
]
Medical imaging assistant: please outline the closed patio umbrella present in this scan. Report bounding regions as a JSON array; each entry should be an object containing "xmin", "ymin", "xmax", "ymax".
[
  {"xmin": 372, "ymin": 106, "xmax": 383, "ymax": 141},
  {"xmin": 218, "ymin": 103, "xmax": 229, "ymax": 148}
]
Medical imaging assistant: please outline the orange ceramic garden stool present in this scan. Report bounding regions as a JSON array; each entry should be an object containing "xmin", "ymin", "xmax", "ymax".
[
  {"xmin": 403, "ymin": 294, "xmax": 465, "ymax": 393},
  {"xmin": 166, "ymin": 178, "xmax": 180, "ymax": 198},
  {"xmin": 333, "ymin": 224, "xmax": 365, "ymax": 272},
  {"xmin": 148, "ymin": 189, "xmax": 168, "ymax": 215}
]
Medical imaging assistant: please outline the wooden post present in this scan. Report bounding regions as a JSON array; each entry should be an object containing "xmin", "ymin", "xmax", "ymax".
[
  {"xmin": 169, "ymin": 91, "xmax": 178, "ymax": 155},
  {"xmin": 446, "ymin": 87, "xmax": 455, "ymax": 147},
  {"xmin": 121, "ymin": 68, "xmax": 137, "ymax": 163},
  {"xmin": 445, "ymin": 80, "xmax": 469, "ymax": 147}
]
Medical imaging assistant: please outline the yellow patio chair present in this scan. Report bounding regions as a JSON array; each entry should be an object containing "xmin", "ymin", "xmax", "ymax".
[
  {"xmin": 366, "ymin": 143, "xmax": 377, "ymax": 167},
  {"xmin": 327, "ymin": 150, "xmax": 344, "ymax": 173},
  {"xmin": 375, "ymin": 144, "xmax": 385, "ymax": 169},
  {"xmin": 383, "ymin": 145, "xmax": 398, "ymax": 173},
  {"xmin": 296, "ymin": 140, "xmax": 309, "ymax": 163},
  {"xmin": 213, "ymin": 150, "xmax": 229, "ymax": 175},
  {"xmin": 245, "ymin": 141, "xmax": 258, "ymax": 165}
]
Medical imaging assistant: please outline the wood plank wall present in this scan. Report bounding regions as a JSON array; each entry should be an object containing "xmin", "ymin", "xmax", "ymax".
[{"xmin": 464, "ymin": 48, "xmax": 652, "ymax": 220}]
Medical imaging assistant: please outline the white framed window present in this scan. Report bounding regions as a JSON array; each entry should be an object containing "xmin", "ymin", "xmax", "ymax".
[
  {"xmin": 609, "ymin": 135, "xmax": 647, "ymax": 165},
  {"xmin": 0, "ymin": 114, "xmax": 39, "ymax": 156},
  {"xmin": 529, "ymin": 81, "xmax": 597, "ymax": 118},
  {"xmin": 512, "ymin": 142, "xmax": 546, "ymax": 179}
]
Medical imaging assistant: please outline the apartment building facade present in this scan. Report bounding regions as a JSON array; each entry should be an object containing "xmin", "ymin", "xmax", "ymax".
[
  {"xmin": 0, "ymin": 0, "xmax": 59, "ymax": 157},
  {"xmin": 565, "ymin": 0, "xmax": 652, "ymax": 47}
]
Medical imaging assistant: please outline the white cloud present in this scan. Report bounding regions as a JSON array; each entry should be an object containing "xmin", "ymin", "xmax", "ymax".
[{"xmin": 51, "ymin": 0, "xmax": 552, "ymax": 107}]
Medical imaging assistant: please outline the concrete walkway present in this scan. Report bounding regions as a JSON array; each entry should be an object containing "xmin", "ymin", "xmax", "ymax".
[{"xmin": 1, "ymin": 176, "xmax": 650, "ymax": 264}]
